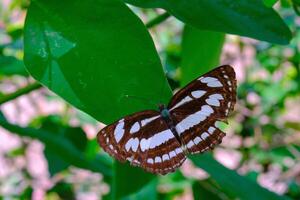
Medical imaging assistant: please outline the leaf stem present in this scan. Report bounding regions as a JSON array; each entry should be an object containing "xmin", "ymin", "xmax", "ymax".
[
  {"xmin": 0, "ymin": 118, "xmax": 112, "ymax": 177},
  {"xmin": 0, "ymin": 82, "xmax": 42, "ymax": 105},
  {"xmin": 146, "ymin": 12, "xmax": 171, "ymax": 28}
]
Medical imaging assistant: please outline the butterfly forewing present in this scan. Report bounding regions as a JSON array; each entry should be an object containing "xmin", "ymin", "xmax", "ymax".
[
  {"xmin": 97, "ymin": 110, "xmax": 186, "ymax": 174},
  {"xmin": 169, "ymin": 65, "xmax": 236, "ymax": 118},
  {"xmin": 97, "ymin": 65, "xmax": 236, "ymax": 175}
]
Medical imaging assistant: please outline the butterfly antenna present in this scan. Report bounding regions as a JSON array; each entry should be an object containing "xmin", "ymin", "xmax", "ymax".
[{"xmin": 124, "ymin": 95, "xmax": 157, "ymax": 108}]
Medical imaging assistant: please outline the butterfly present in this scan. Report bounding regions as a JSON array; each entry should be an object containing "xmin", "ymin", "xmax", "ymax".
[{"xmin": 97, "ymin": 65, "xmax": 236, "ymax": 175}]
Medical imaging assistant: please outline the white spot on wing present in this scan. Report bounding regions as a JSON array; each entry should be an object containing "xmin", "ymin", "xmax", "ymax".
[
  {"xmin": 206, "ymin": 94, "xmax": 223, "ymax": 107},
  {"xmin": 175, "ymin": 148, "xmax": 183, "ymax": 154},
  {"xmin": 133, "ymin": 160, "xmax": 140, "ymax": 165},
  {"xmin": 141, "ymin": 116, "xmax": 160, "ymax": 126},
  {"xmin": 140, "ymin": 138, "xmax": 150, "ymax": 152},
  {"xmin": 155, "ymin": 156, "xmax": 162, "ymax": 163},
  {"xmin": 125, "ymin": 138, "xmax": 139, "ymax": 152},
  {"xmin": 114, "ymin": 119, "xmax": 125, "ymax": 143},
  {"xmin": 147, "ymin": 158, "xmax": 154, "ymax": 164},
  {"xmin": 202, "ymin": 105, "xmax": 214, "ymax": 115},
  {"xmin": 175, "ymin": 105, "xmax": 214, "ymax": 135},
  {"xmin": 171, "ymin": 96, "xmax": 193, "ymax": 110},
  {"xmin": 149, "ymin": 129, "xmax": 174, "ymax": 149},
  {"xmin": 200, "ymin": 77, "xmax": 223, "ymax": 87},
  {"xmin": 208, "ymin": 80, "xmax": 223, "ymax": 87},
  {"xmin": 191, "ymin": 90, "xmax": 206, "ymax": 98},
  {"xmin": 206, "ymin": 98, "xmax": 220, "ymax": 106},
  {"xmin": 187, "ymin": 140, "xmax": 194, "ymax": 148},
  {"xmin": 201, "ymin": 132, "xmax": 210, "ymax": 140},
  {"xmin": 211, "ymin": 94, "xmax": 224, "ymax": 100},
  {"xmin": 169, "ymin": 151, "xmax": 176, "ymax": 158},
  {"xmin": 130, "ymin": 122, "xmax": 140, "ymax": 134},
  {"xmin": 162, "ymin": 154, "xmax": 170, "ymax": 161},
  {"xmin": 194, "ymin": 136, "xmax": 202, "ymax": 144},
  {"xmin": 208, "ymin": 127, "xmax": 216, "ymax": 134},
  {"xmin": 227, "ymin": 102, "xmax": 231, "ymax": 108}
]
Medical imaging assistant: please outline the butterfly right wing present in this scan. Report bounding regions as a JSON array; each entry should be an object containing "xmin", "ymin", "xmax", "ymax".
[
  {"xmin": 97, "ymin": 110, "xmax": 186, "ymax": 175},
  {"xmin": 168, "ymin": 65, "xmax": 236, "ymax": 154}
]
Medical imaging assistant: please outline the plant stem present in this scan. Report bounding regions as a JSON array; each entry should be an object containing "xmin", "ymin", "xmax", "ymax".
[
  {"xmin": 0, "ymin": 118, "xmax": 112, "ymax": 177},
  {"xmin": 146, "ymin": 12, "xmax": 171, "ymax": 28},
  {"xmin": 0, "ymin": 82, "xmax": 42, "ymax": 105}
]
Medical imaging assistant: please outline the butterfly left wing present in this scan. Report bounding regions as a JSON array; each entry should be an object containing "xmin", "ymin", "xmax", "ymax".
[
  {"xmin": 97, "ymin": 110, "xmax": 186, "ymax": 175},
  {"xmin": 168, "ymin": 65, "xmax": 236, "ymax": 153}
]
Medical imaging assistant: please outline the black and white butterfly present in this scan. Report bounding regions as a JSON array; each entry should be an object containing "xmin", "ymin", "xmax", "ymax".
[{"xmin": 97, "ymin": 65, "xmax": 236, "ymax": 175}]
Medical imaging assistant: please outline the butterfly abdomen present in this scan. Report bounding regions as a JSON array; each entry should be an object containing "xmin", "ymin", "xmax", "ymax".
[{"xmin": 160, "ymin": 109, "xmax": 184, "ymax": 148}]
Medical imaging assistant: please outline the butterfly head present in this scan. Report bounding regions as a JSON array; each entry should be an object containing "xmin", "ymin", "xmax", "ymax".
[{"xmin": 158, "ymin": 104, "xmax": 170, "ymax": 118}]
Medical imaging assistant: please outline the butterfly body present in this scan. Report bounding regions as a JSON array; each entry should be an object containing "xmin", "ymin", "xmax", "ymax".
[
  {"xmin": 159, "ymin": 104, "xmax": 183, "ymax": 148},
  {"xmin": 159, "ymin": 104, "xmax": 170, "ymax": 119},
  {"xmin": 97, "ymin": 65, "xmax": 237, "ymax": 175}
]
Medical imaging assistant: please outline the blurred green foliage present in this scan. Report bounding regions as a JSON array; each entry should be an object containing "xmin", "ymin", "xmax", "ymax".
[{"xmin": 0, "ymin": 0, "xmax": 300, "ymax": 199}]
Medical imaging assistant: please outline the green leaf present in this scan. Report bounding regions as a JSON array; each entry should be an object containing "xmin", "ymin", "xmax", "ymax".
[
  {"xmin": 0, "ymin": 56, "xmax": 28, "ymax": 76},
  {"xmin": 35, "ymin": 116, "xmax": 88, "ymax": 176},
  {"xmin": 48, "ymin": 181, "xmax": 75, "ymax": 200},
  {"xmin": 285, "ymin": 121, "xmax": 300, "ymax": 131},
  {"xmin": 181, "ymin": 26, "xmax": 225, "ymax": 85},
  {"xmin": 192, "ymin": 180, "xmax": 223, "ymax": 200},
  {"xmin": 122, "ymin": 179, "xmax": 158, "ymax": 200},
  {"xmin": 125, "ymin": 0, "xmax": 292, "ymax": 44},
  {"xmin": 0, "ymin": 118, "xmax": 112, "ymax": 177},
  {"xmin": 19, "ymin": 187, "xmax": 33, "ymax": 200},
  {"xmin": 24, "ymin": 0, "xmax": 172, "ymax": 124},
  {"xmin": 190, "ymin": 154, "xmax": 291, "ymax": 200},
  {"xmin": 263, "ymin": 0, "xmax": 279, "ymax": 7},
  {"xmin": 24, "ymin": 0, "xmax": 173, "ymax": 199},
  {"xmin": 44, "ymin": 150, "xmax": 69, "ymax": 176},
  {"xmin": 114, "ymin": 163, "xmax": 155, "ymax": 199},
  {"xmin": 158, "ymin": 172, "xmax": 190, "ymax": 199},
  {"xmin": 0, "ymin": 111, "xmax": 7, "ymax": 122}
]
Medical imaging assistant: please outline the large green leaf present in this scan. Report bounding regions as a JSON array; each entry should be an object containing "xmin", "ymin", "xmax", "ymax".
[
  {"xmin": 190, "ymin": 154, "xmax": 291, "ymax": 200},
  {"xmin": 125, "ymin": 0, "xmax": 292, "ymax": 44},
  {"xmin": 181, "ymin": 27, "xmax": 225, "ymax": 85},
  {"xmin": 23, "ymin": 0, "xmax": 172, "ymax": 199},
  {"xmin": 24, "ymin": 0, "xmax": 172, "ymax": 124}
]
